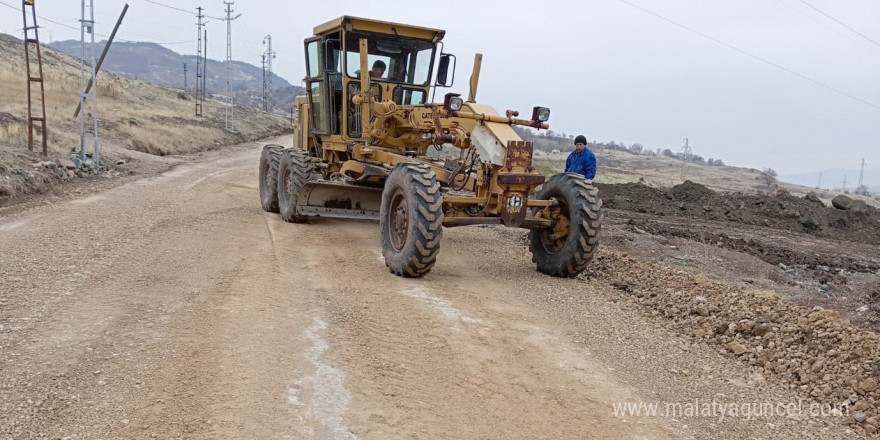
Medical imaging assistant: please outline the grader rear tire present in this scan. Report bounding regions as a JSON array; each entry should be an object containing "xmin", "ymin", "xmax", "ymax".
[
  {"xmin": 277, "ymin": 148, "xmax": 312, "ymax": 223},
  {"xmin": 380, "ymin": 163, "xmax": 443, "ymax": 277},
  {"xmin": 259, "ymin": 144, "xmax": 283, "ymax": 213},
  {"xmin": 529, "ymin": 173, "xmax": 603, "ymax": 277}
]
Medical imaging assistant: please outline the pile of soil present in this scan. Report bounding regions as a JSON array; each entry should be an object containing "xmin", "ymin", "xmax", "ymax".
[
  {"xmin": 586, "ymin": 251, "xmax": 880, "ymax": 434},
  {"xmin": 597, "ymin": 181, "xmax": 880, "ymax": 245},
  {"xmin": 623, "ymin": 217, "xmax": 878, "ymax": 272}
]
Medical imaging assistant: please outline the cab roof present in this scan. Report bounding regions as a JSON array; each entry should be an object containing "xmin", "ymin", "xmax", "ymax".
[{"xmin": 313, "ymin": 16, "xmax": 445, "ymax": 42}]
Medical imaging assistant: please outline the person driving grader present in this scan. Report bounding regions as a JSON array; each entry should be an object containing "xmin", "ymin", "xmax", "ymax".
[
  {"xmin": 369, "ymin": 60, "xmax": 386, "ymax": 79},
  {"xmin": 258, "ymin": 16, "xmax": 603, "ymax": 278}
]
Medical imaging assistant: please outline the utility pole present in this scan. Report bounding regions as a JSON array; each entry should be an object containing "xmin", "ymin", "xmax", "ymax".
[
  {"xmin": 202, "ymin": 29, "xmax": 207, "ymax": 107},
  {"xmin": 262, "ymin": 34, "xmax": 275, "ymax": 113},
  {"xmin": 843, "ymin": 175, "xmax": 848, "ymax": 193},
  {"xmin": 73, "ymin": 3, "xmax": 128, "ymax": 119},
  {"xmin": 261, "ymin": 54, "xmax": 267, "ymax": 112},
  {"xmin": 222, "ymin": 1, "xmax": 241, "ymax": 132},
  {"xmin": 680, "ymin": 137, "xmax": 692, "ymax": 181},
  {"xmin": 194, "ymin": 6, "xmax": 205, "ymax": 116},
  {"xmin": 202, "ymin": 29, "xmax": 208, "ymax": 99},
  {"xmin": 21, "ymin": 0, "xmax": 48, "ymax": 156},
  {"xmin": 183, "ymin": 62, "xmax": 187, "ymax": 92},
  {"xmin": 817, "ymin": 171, "xmax": 822, "ymax": 189},
  {"xmin": 78, "ymin": 0, "xmax": 99, "ymax": 163},
  {"xmin": 858, "ymin": 158, "xmax": 866, "ymax": 188}
]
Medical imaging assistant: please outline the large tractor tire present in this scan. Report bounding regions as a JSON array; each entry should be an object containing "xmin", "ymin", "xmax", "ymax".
[
  {"xmin": 259, "ymin": 144, "xmax": 283, "ymax": 213},
  {"xmin": 277, "ymin": 148, "xmax": 312, "ymax": 223},
  {"xmin": 529, "ymin": 173, "xmax": 603, "ymax": 277},
  {"xmin": 380, "ymin": 163, "xmax": 443, "ymax": 277}
]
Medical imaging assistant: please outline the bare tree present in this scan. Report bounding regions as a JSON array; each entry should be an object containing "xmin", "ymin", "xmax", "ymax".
[{"xmin": 761, "ymin": 168, "xmax": 778, "ymax": 186}]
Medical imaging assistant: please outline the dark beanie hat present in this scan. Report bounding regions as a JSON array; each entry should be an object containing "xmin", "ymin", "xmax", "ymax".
[{"xmin": 574, "ymin": 135, "xmax": 587, "ymax": 145}]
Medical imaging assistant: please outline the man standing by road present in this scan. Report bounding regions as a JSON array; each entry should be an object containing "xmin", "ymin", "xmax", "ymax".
[{"xmin": 565, "ymin": 135, "xmax": 597, "ymax": 180}]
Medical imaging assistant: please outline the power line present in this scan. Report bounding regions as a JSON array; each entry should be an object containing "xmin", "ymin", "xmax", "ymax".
[
  {"xmin": 0, "ymin": 0, "xmax": 193, "ymax": 45},
  {"xmin": 615, "ymin": 0, "xmax": 880, "ymax": 111},
  {"xmin": 138, "ymin": 0, "xmax": 223, "ymax": 20},
  {"xmin": 1, "ymin": 0, "xmax": 110, "ymax": 37},
  {"xmin": 796, "ymin": 0, "xmax": 880, "ymax": 49},
  {"xmin": 0, "ymin": 0, "xmax": 78, "ymax": 32},
  {"xmin": 140, "ymin": 0, "xmax": 195, "ymax": 16},
  {"xmin": 237, "ymin": 19, "xmax": 263, "ymax": 65},
  {"xmin": 775, "ymin": 0, "xmax": 880, "ymax": 55}
]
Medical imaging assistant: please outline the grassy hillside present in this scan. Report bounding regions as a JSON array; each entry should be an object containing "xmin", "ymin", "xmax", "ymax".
[{"xmin": 0, "ymin": 33, "xmax": 290, "ymax": 205}]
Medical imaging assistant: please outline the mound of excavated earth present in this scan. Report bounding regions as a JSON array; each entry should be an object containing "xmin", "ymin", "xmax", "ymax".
[
  {"xmin": 596, "ymin": 181, "xmax": 880, "ymax": 245},
  {"xmin": 585, "ymin": 251, "xmax": 880, "ymax": 434}
]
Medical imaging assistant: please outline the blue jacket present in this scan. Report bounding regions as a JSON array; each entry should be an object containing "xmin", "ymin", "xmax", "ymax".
[{"xmin": 565, "ymin": 148, "xmax": 597, "ymax": 179}]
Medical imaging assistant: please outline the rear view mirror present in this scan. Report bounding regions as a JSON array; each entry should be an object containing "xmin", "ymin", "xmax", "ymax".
[{"xmin": 436, "ymin": 53, "xmax": 455, "ymax": 87}]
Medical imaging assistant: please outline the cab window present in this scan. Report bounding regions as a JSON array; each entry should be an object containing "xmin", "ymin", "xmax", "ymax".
[{"xmin": 344, "ymin": 32, "xmax": 435, "ymax": 85}]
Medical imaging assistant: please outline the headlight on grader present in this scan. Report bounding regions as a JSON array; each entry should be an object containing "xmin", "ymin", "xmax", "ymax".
[
  {"xmin": 444, "ymin": 93, "xmax": 464, "ymax": 112},
  {"xmin": 532, "ymin": 106, "xmax": 551, "ymax": 122}
]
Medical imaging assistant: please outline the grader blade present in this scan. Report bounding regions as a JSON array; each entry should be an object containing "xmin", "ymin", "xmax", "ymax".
[{"xmin": 295, "ymin": 180, "xmax": 383, "ymax": 220}]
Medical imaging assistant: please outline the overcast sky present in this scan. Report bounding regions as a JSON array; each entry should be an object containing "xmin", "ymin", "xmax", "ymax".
[{"xmin": 2, "ymin": 0, "xmax": 878, "ymax": 175}]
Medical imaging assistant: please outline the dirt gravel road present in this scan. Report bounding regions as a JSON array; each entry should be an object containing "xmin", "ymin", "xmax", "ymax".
[{"xmin": 0, "ymin": 137, "xmax": 858, "ymax": 439}]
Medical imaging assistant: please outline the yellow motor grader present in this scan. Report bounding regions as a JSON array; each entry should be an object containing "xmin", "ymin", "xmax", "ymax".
[{"xmin": 259, "ymin": 16, "xmax": 603, "ymax": 277}]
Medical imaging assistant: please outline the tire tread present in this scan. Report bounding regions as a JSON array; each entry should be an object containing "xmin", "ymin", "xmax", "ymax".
[
  {"xmin": 528, "ymin": 173, "xmax": 603, "ymax": 277},
  {"xmin": 380, "ymin": 163, "xmax": 443, "ymax": 278}
]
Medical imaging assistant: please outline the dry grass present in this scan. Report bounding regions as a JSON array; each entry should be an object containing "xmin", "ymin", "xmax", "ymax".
[{"xmin": 0, "ymin": 33, "xmax": 290, "ymax": 204}]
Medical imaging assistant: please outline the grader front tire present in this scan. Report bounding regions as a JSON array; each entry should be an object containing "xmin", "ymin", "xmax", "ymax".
[
  {"xmin": 277, "ymin": 148, "xmax": 312, "ymax": 224},
  {"xmin": 259, "ymin": 144, "xmax": 283, "ymax": 213},
  {"xmin": 380, "ymin": 163, "xmax": 443, "ymax": 278},
  {"xmin": 529, "ymin": 173, "xmax": 603, "ymax": 277}
]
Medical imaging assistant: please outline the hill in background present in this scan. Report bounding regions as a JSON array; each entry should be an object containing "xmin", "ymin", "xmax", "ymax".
[{"xmin": 49, "ymin": 40, "xmax": 305, "ymax": 114}]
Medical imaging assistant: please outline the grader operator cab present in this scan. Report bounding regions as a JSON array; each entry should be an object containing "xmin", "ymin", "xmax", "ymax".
[{"xmin": 259, "ymin": 16, "xmax": 603, "ymax": 278}]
